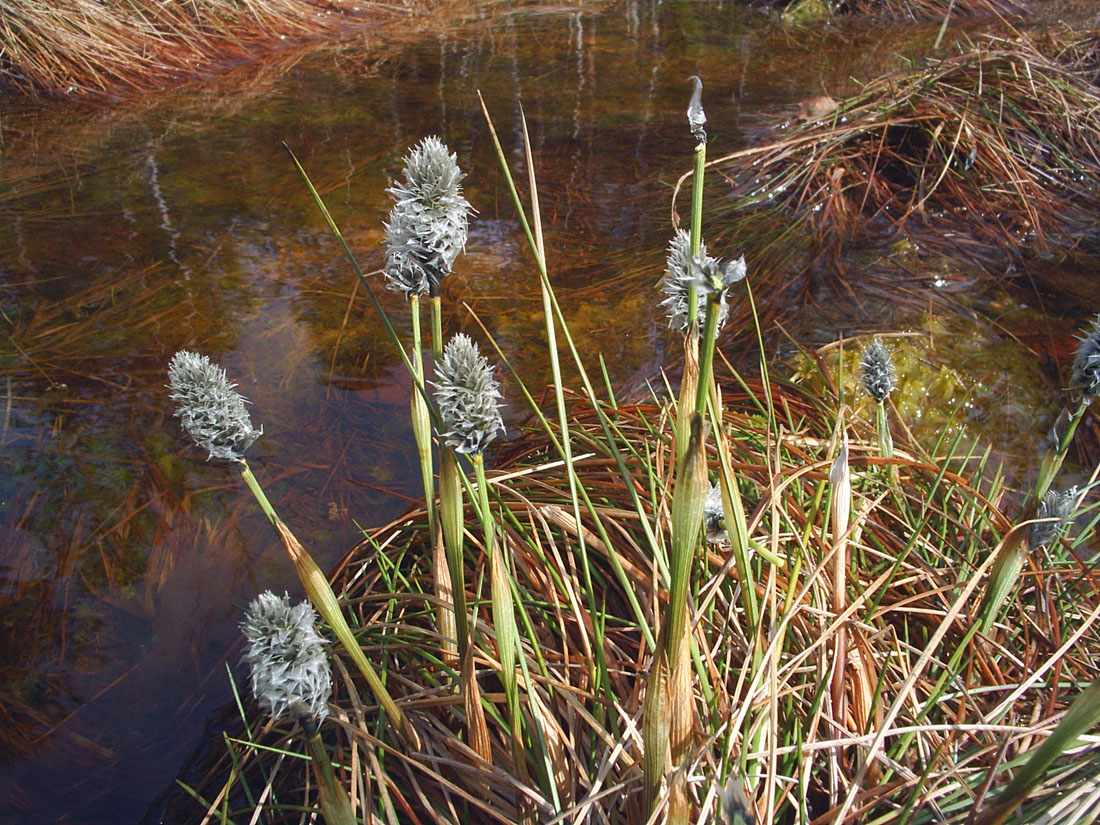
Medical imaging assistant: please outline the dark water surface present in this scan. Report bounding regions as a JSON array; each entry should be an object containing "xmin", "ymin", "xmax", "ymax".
[{"xmin": 0, "ymin": 1, "xmax": 1095, "ymax": 822}]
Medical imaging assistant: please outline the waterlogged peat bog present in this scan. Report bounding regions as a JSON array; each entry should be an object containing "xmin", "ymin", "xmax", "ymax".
[{"xmin": 2, "ymin": 1, "xmax": 1100, "ymax": 823}]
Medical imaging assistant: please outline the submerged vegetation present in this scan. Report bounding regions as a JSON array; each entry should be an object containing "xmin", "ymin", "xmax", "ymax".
[{"xmin": 155, "ymin": 64, "xmax": 1100, "ymax": 825}]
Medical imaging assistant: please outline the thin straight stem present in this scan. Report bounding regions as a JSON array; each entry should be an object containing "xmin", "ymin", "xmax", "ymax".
[
  {"xmin": 694, "ymin": 297, "xmax": 720, "ymax": 415},
  {"xmin": 686, "ymin": 140, "xmax": 706, "ymax": 313},
  {"xmin": 1033, "ymin": 396, "xmax": 1089, "ymax": 503},
  {"xmin": 410, "ymin": 296, "xmax": 437, "ymax": 533},
  {"xmin": 473, "ymin": 452, "xmax": 523, "ymax": 770},
  {"xmin": 238, "ymin": 460, "xmax": 278, "ymax": 528}
]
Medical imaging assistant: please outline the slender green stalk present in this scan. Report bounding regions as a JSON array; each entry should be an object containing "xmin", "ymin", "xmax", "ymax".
[
  {"xmin": 478, "ymin": 93, "xmax": 659, "ymax": 651},
  {"xmin": 471, "ymin": 452, "xmax": 524, "ymax": 777},
  {"xmin": 409, "ymin": 296, "xmax": 435, "ymax": 531},
  {"xmin": 1033, "ymin": 396, "xmax": 1089, "ymax": 503},
  {"xmin": 429, "ymin": 295, "xmax": 470, "ymax": 662},
  {"xmin": 875, "ymin": 400, "xmax": 894, "ymax": 461},
  {"xmin": 408, "ymin": 296, "xmax": 453, "ymax": 658},
  {"xmin": 438, "ymin": 449, "xmax": 468, "ymax": 659},
  {"xmin": 675, "ymin": 139, "xmax": 708, "ymax": 463},
  {"xmin": 694, "ymin": 292, "xmax": 721, "ymax": 416},
  {"xmin": 690, "ymin": 141, "xmax": 706, "ymax": 259},
  {"xmin": 305, "ymin": 731, "xmax": 356, "ymax": 825},
  {"xmin": 828, "ymin": 432, "xmax": 851, "ymax": 732},
  {"xmin": 518, "ymin": 109, "xmax": 608, "ymax": 707}
]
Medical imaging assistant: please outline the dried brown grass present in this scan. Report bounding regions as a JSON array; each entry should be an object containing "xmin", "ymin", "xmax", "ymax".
[
  {"xmin": 0, "ymin": 0, "xmax": 418, "ymax": 98},
  {"xmin": 165, "ymin": 371, "xmax": 1100, "ymax": 824},
  {"xmin": 696, "ymin": 29, "xmax": 1100, "ymax": 263},
  {"xmin": 833, "ymin": 0, "xmax": 1028, "ymax": 19}
]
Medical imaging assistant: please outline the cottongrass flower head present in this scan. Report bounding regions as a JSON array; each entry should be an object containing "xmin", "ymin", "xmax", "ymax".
[
  {"xmin": 434, "ymin": 333, "xmax": 504, "ymax": 455},
  {"xmin": 168, "ymin": 350, "xmax": 261, "ymax": 462},
  {"xmin": 384, "ymin": 136, "xmax": 474, "ymax": 298},
  {"xmin": 241, "ymin": 591, "xmax": 332, "ymax": 730},
  {"xmin": 1071, "ymin": 314, "xmax": 1100, "ymax": 400},
  {"xmin": 1030, "ymin": 486, "xmax": 1077, "ymax": 551},
  {"xmin": 860, "ymin": 338, "xmax": 896, "ymax": 404},
  {"xmin": 704, "ymin": 482, "xmax": 728, "ymax": 544},
  {"xmin": 660, "ymin": 229, "xmax": 746, "ymax": 332}
]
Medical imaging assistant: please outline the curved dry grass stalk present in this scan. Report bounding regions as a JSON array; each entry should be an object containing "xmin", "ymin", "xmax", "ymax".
[
  {"xmin": 169, "ymin": 372, "xmax": 1100, "ymax": 824},
  {"xmin": 693, "ymin": 29, "xmax": 1100, "ymax": 264}
]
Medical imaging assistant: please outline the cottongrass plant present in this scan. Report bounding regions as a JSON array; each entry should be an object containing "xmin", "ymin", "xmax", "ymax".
[
  {"xmin": 1030, "ymin": 486, "xmax": 1078, "ymax": 552},
  {"xmin": 241, "ymin": 592, "xmax": 354, "ymax": 825},
  {"xmin": 384, "ymin": 136, "xmax": 474, "ymax": 665},
  {"xmin": 168, "ymin": 351, "xmax": 419, "ymax": 749},
  {"xmin": 1034, "ymin": 314, "xmax": 1100, "ymax": 501},
  {"xmin": 168, "ymin": 350, "xmax": 261, "ymax": 462},
  {"xmin": 434, "ymin": 333, "xmax": 505, "ymax": 456},
  {"xmin": 981, "ymin": 317, "xmax": 1100, "ymax": 636},
  {"xmin": 241, "ymin": 591, "xmax": 332, "ymax": 730},
  {"xmin": 433, "ymin": 333, "xmax": 524, "ymax": 779},
  {"xmin": 646, "ymin": 75, "xmax": 753, "ymax": 825}
]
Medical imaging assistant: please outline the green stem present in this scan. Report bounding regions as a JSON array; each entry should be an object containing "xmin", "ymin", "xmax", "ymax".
[
  {"xmin": 410, "ymin": 296, "xmax": 437, "ymax": 533},
  {"xmin": 473, "ymin": 452, "xmax": 523, "ymax": 767},
  {"xmin": 690, "ymin": 141, "xmax": 706, "ymax": 258},
  {"xmin": 675, "ymin": 140, "xmax": 707, "ymax": 462},
  {"xmin": 685, "ymin": 140, "xmax": 707, "ymax": 333},
  {"xmin": 439, "ymin": 449, "xmax": 469, "ymax": 660},
  {"xmin": 238, "ymin": 459, "xmax": 279, "ymax": 528},
  {"xmin": 430, "ymin": 295, "xmax": 444, "ymax": 359},
  {"xmin": 430, "ymin": 296, "xmax": 470, "ymax": 660},
  {"xmin": 1033, "ymin": 396, "xmax": 1090, "ymax": 503},
  {"xmin": 694, "ymin": 296, "xmax": 721, "ymax": 416},
  {"xmin": 876, "ymin": 400, "xmax": 894, "ymax": 461},
  {"xmin": 305, "ymin": 731, "xmax": 356, "ymax": 825}
]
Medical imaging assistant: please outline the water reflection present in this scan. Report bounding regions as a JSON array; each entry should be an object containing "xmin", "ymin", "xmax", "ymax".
[{"xmin": 0, "ymin": 2, "xmax": 1092, "ymax": 822}]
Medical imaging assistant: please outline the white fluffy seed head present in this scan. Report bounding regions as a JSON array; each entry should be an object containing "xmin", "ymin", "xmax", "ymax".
[
  {"xmin": 704, "ymin": 482, "xmax": 728, "ymax": 545},
  {"xmin": 383, "ymin": 136, "xmax": 474, "ymax": 298},
  {"xmin": 1030, "ymin": 487, "xmax": 1077, "ymax": 550},
  {"xmin": 168, "ymin": 351, "xmax": 261, "ymax": 462},
  {"xmin": 860, "ymin": 338, "xmax": 896, "ymax": 404},
  {"xmin": 241, "ymin": 591, "xmax": 332, "ymax": 727},
  {"xmin": 660, "ymin": 230, "xmax": 744, "ymax": 333},
  {"xmin": 433, "ymin": 333, "xmax": 504, "ymax": 455}
]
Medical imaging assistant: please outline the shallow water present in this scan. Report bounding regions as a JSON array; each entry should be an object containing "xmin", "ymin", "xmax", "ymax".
[{"xmin": 0, "ymin": 1, "xmax": 1096, "ymax": 822}]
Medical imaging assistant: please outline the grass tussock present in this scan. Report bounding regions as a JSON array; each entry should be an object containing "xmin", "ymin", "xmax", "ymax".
[
  {"xmin": 171, "ymin": 374, "xmax": 1100, "ymax": 824},
  {"xmin": 757, "ymin": 0, "xmax": 1027, "ymax": 23},
  {"xmin": 832, "ymin": 0, "xmax": 1027, "ymax": 19},
  {"xmin": 705, "ymin": 29, "xmax": 1100, "ymax": 261},
  {"xmin": 0, "ymin": 0, "xmax": 413, "ymax": 98}
]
